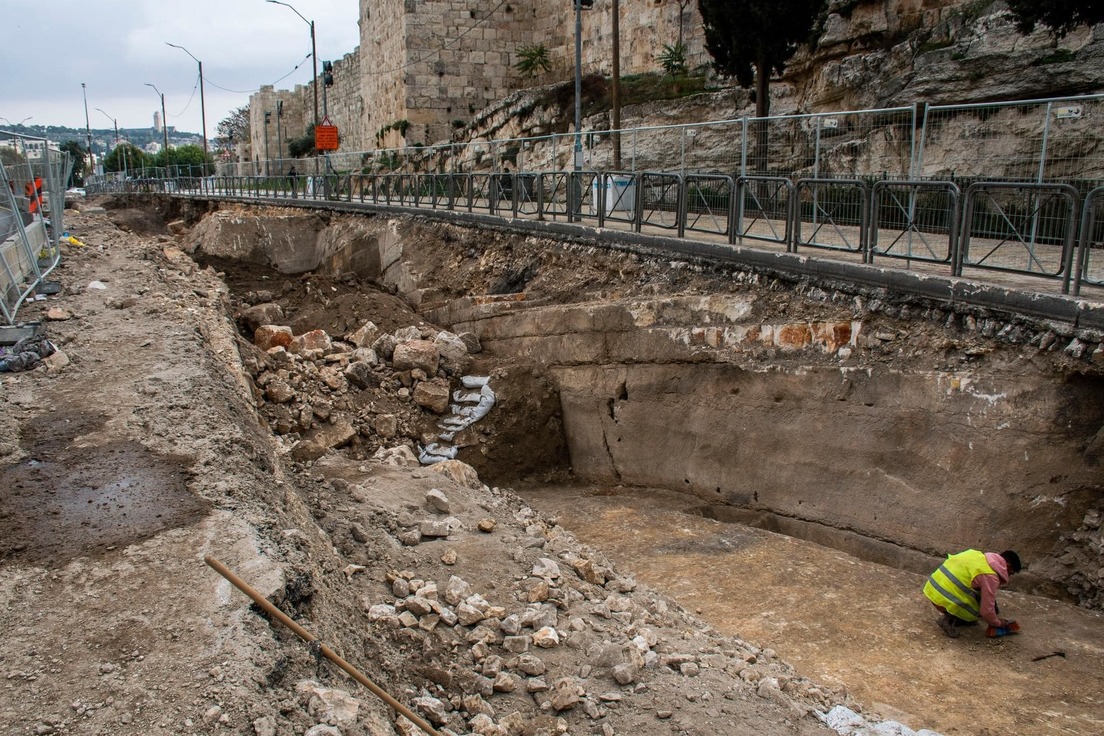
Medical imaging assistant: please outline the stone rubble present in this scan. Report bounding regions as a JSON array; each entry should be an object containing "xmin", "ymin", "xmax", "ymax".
[{"xmin": 238, "ymin": 308, "xmax": 491, "ymax": 466}]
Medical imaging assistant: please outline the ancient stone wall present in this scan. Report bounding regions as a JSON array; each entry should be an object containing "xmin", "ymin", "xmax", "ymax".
[
  {"xmin": 255, "ymin": 0, "xmax": 711, "ymax": 154},
  {"xmin": 251, "ymin": 0, "xmax": 1104, "ymax": 161}
]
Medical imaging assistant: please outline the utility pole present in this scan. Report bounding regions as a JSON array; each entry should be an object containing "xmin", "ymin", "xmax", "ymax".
[
  {"xmin": 145, "ymin": 83, "xmax": 169, "ymax": 153},
  {"xmin": 95, "ymin": 108, "xmax": 120, "ymax": 175},
  {"xmin": 612, "ymin": 0, "xmax": 622, "ymax": 170},
  {"xmin": 264, "ymin": 112, "xmax": 271, "ymax": 177},
  {"xmin": 574, "ymin": 1, "xmax": 583, "ymax": 173},
  {"xmin": 81, "ymin": 83, "xmax": 94, "ymax": 176},
  {"xmin": 277, "ymin": 100, "xmax": 284, "ymax": 166},
  {"xmin": 166, "ymin": 43, "xmax": 209, "ymax": 167}
]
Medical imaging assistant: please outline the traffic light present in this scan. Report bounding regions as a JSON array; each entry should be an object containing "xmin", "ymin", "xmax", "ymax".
[
  {"xmin": 322, "ymin": 60, "xmax": 334, "ymax": 87},
  {"xmin": 264, "ymin": 111, "xmax": 271, "ymax": 125},
  {"xmin": 578, "ymin": 0, "xmax": 593, "ymax": 7}
]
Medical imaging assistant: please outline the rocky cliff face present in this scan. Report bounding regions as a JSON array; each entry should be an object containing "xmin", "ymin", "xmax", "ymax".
[
  {"xmin": 789, "ymin": 0, "xmax": 1104, "ymax": 112},
  {"xmin": 468, "ymin": 1, "xmax": 1104, "ymax": 148}
]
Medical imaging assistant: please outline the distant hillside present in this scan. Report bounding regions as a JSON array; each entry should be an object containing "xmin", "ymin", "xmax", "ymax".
[{"xmin": 4, "ymin": 124, "xmax": 203, "ymax": 156}]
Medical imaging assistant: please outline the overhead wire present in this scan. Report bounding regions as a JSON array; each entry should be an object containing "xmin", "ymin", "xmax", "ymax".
[
  {"xmin": 202, "ymin": 52, "xmax": 314, "ymax": 95},
  {"xmin": 167, "ymin": 72, "xmax": 200, "ymax": 118}
]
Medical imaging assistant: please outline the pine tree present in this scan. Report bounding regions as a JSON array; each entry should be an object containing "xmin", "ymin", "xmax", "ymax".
[
  {"xmin": 1005, "ymin": 0, "xmax": 1104, "ymax": 37},
  {"xmin": 696, "ymin": 0, "xmax": 827, "ymax": 118}
]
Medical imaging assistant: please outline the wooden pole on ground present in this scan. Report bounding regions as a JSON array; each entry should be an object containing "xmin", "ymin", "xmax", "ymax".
[{"xmin": 204, "ymin": 555, "xmax": 441, "ymax": 736}]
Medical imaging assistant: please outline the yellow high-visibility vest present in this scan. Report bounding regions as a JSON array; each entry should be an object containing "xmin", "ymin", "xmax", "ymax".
[{"xmin": 923, "ymin": 549, "xmax": 995, "ymax": 622}]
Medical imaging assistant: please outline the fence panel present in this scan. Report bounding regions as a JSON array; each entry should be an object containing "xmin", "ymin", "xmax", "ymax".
[
  {"xmin": 793, "ymin": 179, "xmax": 868, "ymax": 255},
  {"xmin": 734, "ymin": 176, "xmax": 793, "ymax": 248},
  {"xmin": 639, "ymin": 172, "xmax": 681, "ymax": 233},
  {"xmin": 539, "ymin": 173, "xmax": 571, "ymax": 220},
  {"xmin": 919, "ymin": 96, "xmax": 1104, "ymax": 186},
  {"xmin": 0, "ymin": 133, "xmax": 68, "ymax": 324},
  {"xmin": 959, "ymin": 182, "xmax": 1080, "ymax": 289},
  {"xmin": 595, "ymin": 172, "xmax": 639, "ymax": 228},
  {"xmin": 469, "ymin": 174, "xmax": 495, "ymax": 214},
  {"xmin": 870, "ymin": 181, "xmax": 960, "ymax": 268},
  {"xmin": 1074, "ymin": 188, "xmax": 1104, "ymax": 294},
  {"xmin": 684, "ymin": 174, "xmax": 734, "ymax": 239}
]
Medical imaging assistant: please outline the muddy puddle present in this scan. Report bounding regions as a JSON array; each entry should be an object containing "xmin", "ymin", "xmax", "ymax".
[
  {"xmin": 517, "ymin": 483, "xmax": 1104, "ymax": 736},
  {"xmin": 0, "ymin": 411, "xmax": 207, "ymax": 567}
]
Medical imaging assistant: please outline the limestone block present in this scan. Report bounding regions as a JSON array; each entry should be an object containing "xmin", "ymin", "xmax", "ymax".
[
  {"xmin": 393, "ymin": 339, "xmax": 440, "ymax": 374},
  {"xmin": 255, "ymin": 325, "xmax": 293, "ymax": 351},
  {"xmin": 413, "ymin": 378, "xmax": 451, "ymax": 413},
  {"xmin": 292, "ymin": 329, "xmax": 333, "ymax": 355}
]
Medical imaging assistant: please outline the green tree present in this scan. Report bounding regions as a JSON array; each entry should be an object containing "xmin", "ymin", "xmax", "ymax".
[
  {"xmin": 288, "ymin": 126, "xmax": 316, "ymax": 158},
  {"xmin": 515, "ymin": 44, "xmax": 552, "ymax": 79},
  {"xmin": 657, "ymin": 42, "xmax": 689, "ymax": 79},
  {"xmin": 59, "ymin": 141, "xmax": 87, "ymax": 185},
  {"xmin": 154, "ymin": 144, "xmax": 212, "ymax": 176},
  {"xmin": 104, "ymin": 143, "xmax": 147, "ymax": 174},
  {"xmin": 216, "ymin": 105, "xmax": 250, "ymax": 155},
  {"xmin": 1006, "ymin": 0, "xmax": 1104, "ymax": 37},
  {"xmin": 697, "ymin": 0, "xmax": 828, "ymax": 118}
]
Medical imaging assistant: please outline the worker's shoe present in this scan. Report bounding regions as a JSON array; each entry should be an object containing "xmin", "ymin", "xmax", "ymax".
[
  {"xmin": 939, "ymin": 614, "xmax": 960, "ymax": 639},
  {"xmin": 986, "ymin": 620, "xmax": 1021, "ymax": 638}
]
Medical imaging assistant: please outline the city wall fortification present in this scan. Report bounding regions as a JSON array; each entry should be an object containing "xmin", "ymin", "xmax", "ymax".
[{"xmin": 249, "ymin": 0, "xmax": 1104, "ymax": 163}]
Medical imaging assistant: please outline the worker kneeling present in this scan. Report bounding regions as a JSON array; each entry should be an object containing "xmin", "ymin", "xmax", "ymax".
[{"xmin": 923, "ymin": 549, "xmax": 1022, "ymax": 639}]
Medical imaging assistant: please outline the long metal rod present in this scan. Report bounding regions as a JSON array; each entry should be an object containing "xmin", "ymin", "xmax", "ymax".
[{"xmin": 204, "ymin": 555, "xmax": 441, "ymax": 736}]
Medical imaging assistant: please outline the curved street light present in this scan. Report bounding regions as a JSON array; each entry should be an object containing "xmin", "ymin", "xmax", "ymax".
[
  {"xmin": 0, "ymin": 116, "xmax": 33, "ymax": 127},
  {"xmin": 95, "ymin": 108, "xmax": 119, "ymax": 146},
  {"xmin": 145, "ymin": 83, "xmax": 170, "ymax": 153},
  {"xmin": 165, "ymin": 42, "xmax": 209, "ymax": 164},
  {"xmin": 96, "ymin": 108, "xmax": 130, "ymax": 178},
  {"xmin": 266, "ymin": 1, "xmax": 319, "ymax": 139}
]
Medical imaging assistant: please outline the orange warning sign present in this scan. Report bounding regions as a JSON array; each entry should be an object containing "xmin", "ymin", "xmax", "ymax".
[{"xmin": 315, "ymin": 124, "xmax": 339, "ymax": 151}]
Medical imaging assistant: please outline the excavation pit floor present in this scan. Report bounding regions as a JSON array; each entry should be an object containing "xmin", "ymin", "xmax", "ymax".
[
  {"xmin": 516, "ymin": 483, "xmax": 1104, "ymax": 736},
  {"xmin": 2, "ymin": 201, "xmax": 1102, "ymax": 736}
]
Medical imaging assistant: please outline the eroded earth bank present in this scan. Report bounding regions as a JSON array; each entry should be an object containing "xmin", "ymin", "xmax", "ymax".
[{"xmin": 1, "ymin": 197, "xmax": 1102, "ymax": 736}]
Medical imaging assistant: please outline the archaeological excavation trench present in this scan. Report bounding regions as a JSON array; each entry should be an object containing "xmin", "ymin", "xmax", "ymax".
[
  {"xmin": 183, "ymin": 203, "xmax": 1104, "ymax": 608},
  {"xmin": 166, "ymin": 200, "xmax": 1104, "ymax": 734}
]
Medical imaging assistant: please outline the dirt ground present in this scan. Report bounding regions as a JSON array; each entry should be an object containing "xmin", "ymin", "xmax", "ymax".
[
  {"xmin": 1, "ymin": 200, "xmax": 1100, "ymax": 736},
  {"xmin": 0, "ymin": 203, "xmax": 845, "ymax": 736},
  {"xmin": 516, "ymin": 485, "xmax": 1104, "ymax": 736}
]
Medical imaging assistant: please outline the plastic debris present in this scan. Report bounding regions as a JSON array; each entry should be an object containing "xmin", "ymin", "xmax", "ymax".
[
  {"xmin": 418, "ymin": 377, "xmax": 495, "ymax": 465},
  {"xmin": 817, "ymin": 705, "xmax": 944, "ymax": 736},
  {"xmin": 0, "ymin": 335, "xmax": 56, "ymax": 373}
]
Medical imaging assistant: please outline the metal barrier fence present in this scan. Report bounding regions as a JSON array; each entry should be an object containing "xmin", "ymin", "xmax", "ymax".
[
  {"xmin": 88, "ymin": 93, "xmax": 1104, "ymax": 297},
  {"xmin": 1076, "ymin": 188, "xmax": 1104, "ymax": 292},
  {"xmin": 127, "ymin": 168, "xmax": 1100, "ymax": 296},
  {"xmin": 0, "ymin": 131, "xmax": 70, "ymax": 325},
  {"xmin": 182, "ymin": 94, "xmax": 1095, "ymax": 185}
]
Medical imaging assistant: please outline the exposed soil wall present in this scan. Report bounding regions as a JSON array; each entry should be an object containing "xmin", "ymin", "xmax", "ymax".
[{"xmin": 185, "ymin": 204, "xmax": 1104, "ymax": 609}]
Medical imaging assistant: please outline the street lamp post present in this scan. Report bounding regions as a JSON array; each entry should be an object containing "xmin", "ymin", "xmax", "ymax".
[
  {"xmin": 95, "ymin": 108, "xmax": 119, "ymax": 147},
  {"xmin": 267, "ymin": 1, "xmax": 318, "ymax": 137},
  {"xmin": 82, "ymin": 83, "xmax": 95, "ymax": 176},
  {"xmin": 145, "ymin": 83, "xmax": 169, "ymax": 154},
  {"xmin": 276, "ymin": 100, "xmax": 284, "ymax": 167},
  {"xmin": 264, "ymin": 112, "xmax": 271, "ymax": 178},
  {"xmin": 96, "ymin": 108, "xmax": 125, "ymax": 179},
  {"xmin": 574, "ymin": 2, "xmax": 583, "ymax": 174},
  {"xmin": 0, "ymin": 116, "xmax": 33, "ymax": 128},
  {"xmin": 166, "ymin": 43, "xmax": 209, "ymax": 166}
]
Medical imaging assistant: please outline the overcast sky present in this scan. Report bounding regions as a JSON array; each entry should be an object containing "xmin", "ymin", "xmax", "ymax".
[{"xmin": 0, "ymin": 0, "xmax": 361, "ymax": 139}]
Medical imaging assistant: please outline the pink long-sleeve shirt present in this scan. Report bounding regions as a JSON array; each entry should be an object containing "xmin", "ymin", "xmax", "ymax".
[{"xmin": 974, "ymin": 552, "xmax": 1011, "ymax": 627}]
